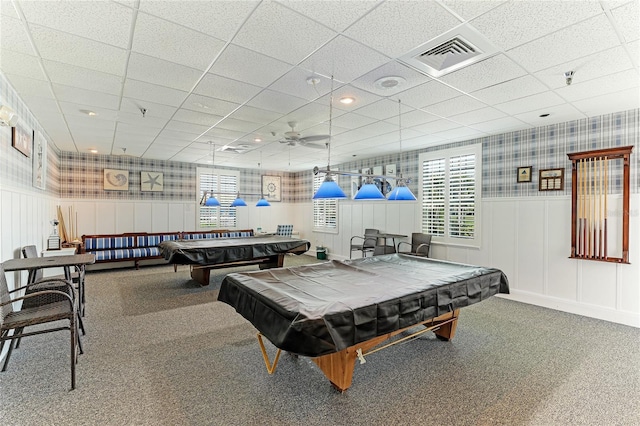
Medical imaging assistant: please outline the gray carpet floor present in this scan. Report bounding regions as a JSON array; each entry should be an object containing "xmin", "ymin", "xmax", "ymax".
[{"xmin": 1, "ymin": 255, "xmax": 639, "ymax": 425}]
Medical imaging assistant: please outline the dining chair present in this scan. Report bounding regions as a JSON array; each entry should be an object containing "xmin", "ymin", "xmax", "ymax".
[
  {"xmin": 397, "ymin": 233, "xmax": 432, "ymax": 257},
  {"xmin": 0, "ymin": 264, "xmax": 79, "ymax": 390},
  {"xmin": 349, "ymin": 228, "xmax": 379, "ymax": 259}
]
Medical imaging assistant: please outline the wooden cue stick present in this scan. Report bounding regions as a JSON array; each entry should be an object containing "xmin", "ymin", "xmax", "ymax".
[
  {"xmin": 595, "ymin": 157, "xmax": 599, "ymax": 258},
  {"xmin": 604, "ymin": 156, "xmax": 608, "ymax": 259},
  {"xmin": 578, "ymin": 159, "xmax": 584, "ymax": 256},
  {"xmin": 576, "ymin": 160, "xmax": 581, "ymax": 256},
  {"xmin": 599, "ymin": 157, "xmax": 604, "ymax": 258}
]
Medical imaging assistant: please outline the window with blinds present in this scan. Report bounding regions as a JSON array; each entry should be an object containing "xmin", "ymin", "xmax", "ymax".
[
  {"xmin": 197, "ymin": 167, "xmax": 239, "ymax": 229},
  {"xmin": 419, "ymin": 144, "xmax": 481, "ymax": 247},
  {"xmin": 313, "ymin": 173, "xmax": 338, "ymax": 232}
]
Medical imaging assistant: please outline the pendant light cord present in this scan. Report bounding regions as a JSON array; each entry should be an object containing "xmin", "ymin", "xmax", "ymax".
[{"xmin": 327, "ymin": 75, "xmax": 334, "ymax": 171}]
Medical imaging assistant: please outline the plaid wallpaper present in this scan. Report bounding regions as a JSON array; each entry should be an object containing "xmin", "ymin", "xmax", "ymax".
[{"xmin": 3, "ymin": 67, "xmax": 637, "ymax": 203}]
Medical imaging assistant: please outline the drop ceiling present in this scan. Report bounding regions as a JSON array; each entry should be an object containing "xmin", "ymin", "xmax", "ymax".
[{"xmin": 1, "ymin": 0, "xmax": 638, "ymax": 172}]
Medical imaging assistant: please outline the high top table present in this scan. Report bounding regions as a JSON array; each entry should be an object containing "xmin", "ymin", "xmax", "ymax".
[
  {"xmin": 365, "ymin": 232, "xmax": 407, "ymax": 255},
  {"xmin": 2, "ymin": 253, "xmax": 95, "ymax": 316}
]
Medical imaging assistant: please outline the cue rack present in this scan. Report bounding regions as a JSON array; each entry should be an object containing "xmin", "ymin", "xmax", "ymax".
[{"xmin": 567, "ymin": 146, "xmax": 633, "ymax": 264}]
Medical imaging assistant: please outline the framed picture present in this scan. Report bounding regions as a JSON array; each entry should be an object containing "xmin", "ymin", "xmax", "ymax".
[
  {"xmin": 517, "ymin": 166, "xmax": 532, "ymax": 183},
  {"xmin": 12, "ymin": 122, "xmax": 32, "ymax": 158},
  {"xmin": 33, "ymin": 131, "xmax": 47, "ymax": 189},
  {"xmin": 104, "ymin": 169, "xmax": 129, "ymax": 191},
  {"xmin": 141, "ymin": 171, "xmax": 163, "ymax": 192},
  {"xmin": 262, "ymin": 175, "xmax": 281, "ymax": 201},
  {"xmin": 539, "ymin": 168, "xmax": 564, "ymax": 191}
]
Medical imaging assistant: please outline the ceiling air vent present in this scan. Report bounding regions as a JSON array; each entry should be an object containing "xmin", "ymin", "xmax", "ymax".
[{"xmin": 398, "ymin": 24, "xmax": 498, "ymax": 78}]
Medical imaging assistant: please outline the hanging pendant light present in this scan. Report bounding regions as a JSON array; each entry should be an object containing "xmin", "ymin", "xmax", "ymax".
[
  {"xmin": 204, "ymin": 142, "xmax": 221, "ymax": 206},
  {"xmin": 354, "ymin": 175, "xmax": 385, "ymax": 200},
  {"xmin": 313, "ymin": 75, "xmax": 347, "ymax": 200},
  {"xmin": 256, "ymin": 154, "xmax": 271, "ymax": 206},
  {"xmin": 388, "ymin": 99, "xmax": 417, "ymax": 201},
  {"xmin": 231, "ymin": 192, "xmax": 247, "ymax": 207}
]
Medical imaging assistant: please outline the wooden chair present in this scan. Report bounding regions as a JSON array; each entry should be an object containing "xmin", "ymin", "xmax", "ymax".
[
  {"xmin": 349, "ymin": 228, "xmax": 379, "ymax": 259},
  {"xmin": 397, "ymin": 233, "xmax": 432, "ymax": 257},
  {"xmin": 0, "ymin": 264, "xmax": 79, "ymax": 390}
]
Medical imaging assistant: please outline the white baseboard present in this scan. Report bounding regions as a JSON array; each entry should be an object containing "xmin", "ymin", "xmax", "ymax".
[{"xmin": 502, "ymin": 290, "xmax": 640, "ymax": 328}]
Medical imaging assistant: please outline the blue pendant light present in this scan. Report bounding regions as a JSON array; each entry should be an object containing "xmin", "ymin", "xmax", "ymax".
[
  {"xmin": 387, "ymin": 180, "xmax": 417, "ymax": 200},
  {"xmin": 354, "ymin": 178, "xmax": 385, "ymax": 200},
  {"xmin": 256, "ymin": 198, "xmax": 271, "ymax": 207},
  {"xmin": 203, "ymin": 142, "xmax": 221, "ymax": 206},
  {"xmin": 312, "ymin": 75, "xmax": 348, "ymax": 200},
  {"xmin": 388, "ymin": 99, "xmax": 417, "ymax": 202},
  {"xmin": 313, "ymin": 174, "xmax": 347, "ymax": 199},
  {"xmin": 204, "ymin": 194, "xmax": 221, "ymax": 206},
  {"xmin": 231, "ymin": 194, "xmax": 247, "ymax": 207}
]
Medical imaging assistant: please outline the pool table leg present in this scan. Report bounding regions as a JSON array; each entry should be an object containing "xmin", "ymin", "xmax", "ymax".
[{"xmin": 433, "ymin": 308, "xmax": 460, "ymax": 341}]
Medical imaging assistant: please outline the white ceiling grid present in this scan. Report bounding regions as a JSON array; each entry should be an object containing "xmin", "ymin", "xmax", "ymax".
[{"xmin": 0, "ymin": 0, "xmax": 638, "ymax": 171}]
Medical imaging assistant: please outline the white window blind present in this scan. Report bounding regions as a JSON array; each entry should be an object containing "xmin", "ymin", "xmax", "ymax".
[
  {"xmin": 313, "ymin": 173, "xmax": 338, "ymax": 232},
  {"xmin": 419, "ymin": 144, "xmax": 481, "ymax": 247},
  {"xmin": 197, "ymin": 168, "xmax": 239, "ymax": 229}
]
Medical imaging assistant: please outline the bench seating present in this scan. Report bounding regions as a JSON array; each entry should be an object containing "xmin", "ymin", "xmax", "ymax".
[{"xmin": 81, "ymin": 229, "xmax": 254, "ymax": 269}]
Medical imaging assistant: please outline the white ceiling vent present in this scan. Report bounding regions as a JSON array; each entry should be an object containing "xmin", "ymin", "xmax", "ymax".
[
  {"xmin": 399, "ymin": 24, "xmax": 498, "ymax": 78},
  {"xmin": 221, "ymin": 144, "xmax": 251, "ymax": 154}
]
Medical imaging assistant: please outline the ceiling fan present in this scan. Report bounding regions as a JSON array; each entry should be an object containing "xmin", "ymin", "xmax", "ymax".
[{"xmin": 278, "ymin": 121, "xmax": 328, "ymax": 149}]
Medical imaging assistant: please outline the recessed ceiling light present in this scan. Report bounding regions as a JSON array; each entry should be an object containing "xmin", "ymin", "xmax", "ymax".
[
  {"xmin": 89, "ymin": 149, "xmax": 98, "ymax": 153},
  {"xmin": 539, "ymin": 113, "xmax": 550, "ymax": 118},
  {"xmin": 339, "ymin": 97, "xmax": 355, "ymax": 105},
  {"xmin": 306, "ymin": 76, "xmax": 320, "ymax": 85},
  {"xmin": 254, "ymin": 138, "xmax": 262, "ymax": 142},
  {"xmin": 374, "ymin": 76, "xmax": 406, "ymax": 90},
  {"xmin": 81, "ymin": 109, "xmax": 97, "ymax": 116}
]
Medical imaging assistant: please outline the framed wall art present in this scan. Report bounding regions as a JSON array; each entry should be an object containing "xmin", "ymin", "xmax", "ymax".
[
  {"xmin": 141, "ymin": 171, "xmax": 163, "ymax": 192},
  {"xmin": 517, "ymin": 166, "xmax": 532, "ymax": 183},
  {"xmin": 33, "ymin": 131, "xmax": 47, "ymax": 189},
  {"xmin": 12, "ymin": 122, "xmax": 32, "ymax": 157},
  {"xmin": 104, "ymin": 169, "xmax": 129, "ymax": 191},
  {"xmin": 262, "ymin": 175, "xmax": 281, "ymax": 201},
  {"xmin": 539, "ymin": 168, "xmax": 564, "ymax": 191}
]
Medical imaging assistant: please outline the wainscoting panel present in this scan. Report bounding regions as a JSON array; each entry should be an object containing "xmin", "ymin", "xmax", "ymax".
[
  {"xmin": 134, "ymin": 202, "xmax": 152, "ymax": 232},
  {"xmin": 115, "ymin": 202, "xmax": 135, "ymax": 232},
  {"xmin": 516, "ymin": 200, "xmax": 545, "ymax": 295},
  {"xmin": 96, "ymin": 202, "xmax": 117, "ymax": 234}
]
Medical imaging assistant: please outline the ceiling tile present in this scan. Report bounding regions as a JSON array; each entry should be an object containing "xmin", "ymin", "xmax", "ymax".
[
  {"xmin": 534, "ymin": 46, "xmax": 635, "ymax": 90},
  {"xmin": 156, "ymin": 129, "xmax": 199, "ymax": 143},
  {"xmin": 132, "ymin": 12, "xmax": 226, "ymax": 71},
  {"xmin": 507, "ymin": 14, "xmax": 621, "ymax": 72},
  {"xmin": 344, "ymin": 1, "xmax": 461, "ymax": 58},
  {"xmin": 194, "ymin": 73, "xmax": 263, "ymax": 105},
  {"xmin": 52, "ymin": 84, "xmax": 120, "ymax": 110},
  {"xmin": 278, "ymin": 0, "xmax": 378, "ymax": 32},
  {"xmin": 572, "ymin": 88, "xmax": 640, "ymax": 117},
  {"xmin": 384, "ymin": 108, "xmax": 440, "ymax": 128},
  {"xmin": 233, "ymin": 1, "xmax": 336, "ymax": 65},
  {"xmin": 555, "ymin": 69, "xmax": 640, "ymax": 102},
  {"xmin": 58, "ymin": 101, "xmax": 118, "ymax": 120},
  {"xmin": 202, "ymin": 127, "xmax": 248, "ymax": 141},
  {"xmin": 495, "ymin": 91, "xmax": 566, "ymax": 115},
  {"xmin": 354, "ymin": 99, "xmax": 403, "ymax": 120},
  {"xmin": 127, "ymin": 53, "xmax": 203, "ymax": 92},
  {"xmin": 5, "ymin": 74, "xmax": 54, "ymax": 98},
  {"xmin": 330, "ymin": 112, "xmax": 377, "ymax": 130},
  {"xmin": 20, "ymin": 95, "xmax": 60, "ymax": 116},
  {"xmin": 227, "ymin": 105, "xmax": 281, "ymax": 125},
  {"xmin": 165, "ymin": 120, "xmax": 211, "ymax": 136},
  {"xmin": 514, "ymin": 103, "xmax": 586, "ymax": 127},
  {"xmin": 43, "ymin": 60, "xmax": 123, "ymax": 96},
  {"xmin": 433, "ymin": 126, "xmax": 485, "ymax": 142},
  {"xmin": 438, "ymin": 54, "xmax": 527, "ymax": 93},
  {"xmin": 395, "ymin": 80, "xmax": 463, "ymax": 109},
  {"xmin": 172, "ymin": 109, "xmax": 223, "ymax": 127},
  {"xmin": 122, "ymin": 79, "xmax": 187, "ymax": 108},
  {"xmin": 610, "ymin": 1, "xmax": 640, "ymax": 42},
  {"xmin": 120, "ymin": 98, "xmax": 177, "ymax": 120},
  {"xmin": 469, "ymin": 116, "xmax": 529, "ymax": 133},
  {"xmin": 183, "ymin": 94, "xmax": 240, "ymax": 117},
  {"xmin": 67, "ymin": 115, "xmax": 115, "ymax": 132},
  {"xmin": 422, "ymin": 95, "xmax": 486, "ymax": 118},
  {"xmin": 29, "ymin": 24, "xmax": 127, "ymax": 76},
  {"xmin": 449, "ymin": 107, "xmax": 507, "ymax": 126},
  {"xmin": 208, "ymin": 43, "xmax": 293, "ymax": 88},
  {"xmin": 0, "ymin": 50, "xmax": 46, "ymax": 81},
  {"xmin": 411, "ymin": 119, "xmax": 461, "ymax": 134},
  {"xmin": 20, "ymin": 0, "xmax": 132, "ymax": 48},
  {"xmin": 440, "ymin": 1, "xmax": 507, "ymax": 21},
  {"xmin": 269, "ymin": 68, "xmax": 333, "ymax": 101},
  {"xmin": 472, "ymin": 75, "xmax": 548, "ymax": 104},
  {"xmin": 351, "ymin": 61, "xmax": 431, "ymax": 97},
  {"xmin": 116, "ymin": 116, "xmax": 166, "ymax": 132},
  {"xmin": 138, "ymin": 0, "xmax": 259, "ymax": 42},
  {"xmin": 0, "ymin": 16, "xmax": 35, "ymax": 56},
  {"xmin": 298, "ymin": 35, "xmax": 390, "ymax": 84},
  {"xmin": 248, "ymin": 89, "xmax": 308, "ymax": 114},
  {"xmin": 215, "ymin": 117, "xmax": 262, "ymax": 133},
  {"xmin": 142, "ymin": 145, "xmax": 184, "ymax": 160},
  {"xmin": 470, "ymin": 1, "xmax": 602, "ymax": 50}
]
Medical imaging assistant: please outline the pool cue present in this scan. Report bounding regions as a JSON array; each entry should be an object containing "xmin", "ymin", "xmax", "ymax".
[
  {"xmin": 578, "ymin": 159, "xmax": 584, "ymax": 257},
  {"xmin": 604, "ymin": 157, "xmax": 608, "ymax": 259},
  {"xmin": 598, "ymin": 157, "xmax": 604, "ymax": 259}
]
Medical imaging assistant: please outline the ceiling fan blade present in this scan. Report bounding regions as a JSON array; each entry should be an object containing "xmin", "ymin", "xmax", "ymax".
[
  {"xmin": 299, "ymin": 134, "xmax": 330, "ymax": 143},
  {"xmin": 298, "ymin": 140, "xmax": 327, "ymax": 150}
]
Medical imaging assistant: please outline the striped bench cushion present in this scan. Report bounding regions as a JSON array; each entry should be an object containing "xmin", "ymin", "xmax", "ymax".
[{"xmin": 85, "ymin": 236, "xmax": 135, "ymax": 250}]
